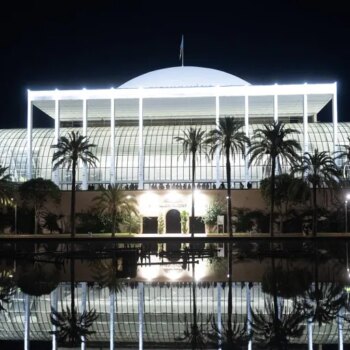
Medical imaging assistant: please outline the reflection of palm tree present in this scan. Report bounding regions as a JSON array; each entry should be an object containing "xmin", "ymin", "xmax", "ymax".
[
  {"xmin": 251, "ymin": 298, "xmax": 305, "ymax": 349},
  {"xmin": 50, "ymin": 305, "xmax": 97, "ymax": 346},
  {"xmin": 248, "ymin": 121, "xmax": 301, "ymax": 236},
  {"xmin": 293, "ymin": 149, "xmax": 340, "ymax": 236},
  {"xmin": 300, "ymin": 282, "xmax": 345, "ymax": 327},
  {"xmin": 298, "ymin": 245, "xmax": 345, "ymax": 328},
  {"xmin": 209, "ymin": 314, "xmax": 250, "ymax": 349},
  {"xmin": 93, "ymin": 185, "xmax": 138, "ymax": 237},
  {"xmin": 0, "ymin": 270, "xmax": 16, "ymax": 312},
  {"xmin": 206, "ymin": 117, "xmax": 248, "ymax": 340},
  {"xmin": 50, "ymin": 254, "xmax": 97, "ymax": 347},
  {"xmin": 176, "ymin": 313, "xmax": 207, "ymax": 350},
  {"xmin": 52, "ymin": 131, "xmax": 98, "ymax": 237},
  {"xmin": 92, "ymin": 259, "xmax": 125, "ymax": 293},
  {"xmin": 15, "ymin": 261, "xmax": 61, "ymax": 297}
]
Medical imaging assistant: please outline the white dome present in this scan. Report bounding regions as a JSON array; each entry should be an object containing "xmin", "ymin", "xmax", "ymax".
[{"xmin": 119, "ymin": 66, "xmax": 250, "ymax": 88}]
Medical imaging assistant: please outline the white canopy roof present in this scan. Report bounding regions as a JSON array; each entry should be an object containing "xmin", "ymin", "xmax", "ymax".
[{"xmin": 30, "ymin": 66, "xmax": 336, "ymax": 121}]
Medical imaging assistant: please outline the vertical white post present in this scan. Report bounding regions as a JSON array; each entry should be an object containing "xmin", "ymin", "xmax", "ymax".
[
  {"xmin": 244, "ymin": 95, "xmax": 249, "ymax": 187},
  {"xmin": 274, "ymin": 89, "xmax": 278, "ymax": 123},
  {"xmin": 110, "ymin": 289, "xmax": 115, "ymax": 350},
  {"xmin": 24, "ymin": 293, "xmax": 30, "ymax": 350},
  {"xmin": 332, "ymin": 83, "xmax": 338, "ymax": 154},
  {"xmin": 217, "ymin": 282, "xmax": 222, "ymax": 350},
  {"xmin": 82, "ymin": 97, "xmax": 88, "ymax": 190},
  {"xmin": 307, "ymin": 318, "xmax": 313, "ymax": 350},
  {"xmin": 246, "ymin": 282, "xmax": 252, "ymax": 350},
  {"xmin": 110, "ymin": 92, "xmax": 116, "ymax": 185},
  {"xmin": 138, "ymin": 96, "xmax": 144, "ymax": 190},
  {"xmin": 338, "ymin": 307, "xmax": 343, "ymax": 350},
  {"xmin": 303, "ymin": 91, "xmax": 309, "ymax": 155},
  {"xmin": 27, "ymin": 91, "xmax": 33, "ymax": 180},
  {"xmin": 53, "ymin": 94, "xmax": 60, "ymax": 186},
  {"xmin": 51, "ymin": 288, "xmax": 59, "ymax": 350},
  {"xmin": 138, "ymin": 282, "xmax": 144, "ymax": 350},
  {"xmin": 215, "ymin": 95, "xmax": 220, "ymax": 188},
  {"xmin": 81, "ymin": 282, "xmax": 87, "ymax": 350}
]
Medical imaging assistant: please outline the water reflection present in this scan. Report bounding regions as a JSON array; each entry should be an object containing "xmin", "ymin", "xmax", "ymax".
[{"xmin": 0, "ymin": 238, "xmax": 349, "ymax": 349}]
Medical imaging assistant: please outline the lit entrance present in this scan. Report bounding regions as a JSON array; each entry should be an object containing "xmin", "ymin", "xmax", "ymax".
[{"xmin": 165, "ymin": 209, "xmax": 181, "ymax": 261}]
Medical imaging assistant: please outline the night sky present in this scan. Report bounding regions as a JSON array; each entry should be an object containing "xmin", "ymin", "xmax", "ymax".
[{"xmin": 1, "ymin": 0, "xmax": 349, "ymax": 129}]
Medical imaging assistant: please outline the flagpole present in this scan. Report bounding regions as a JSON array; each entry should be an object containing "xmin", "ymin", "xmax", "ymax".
[
  {"xmin": 182, "ymin": 35, "xmax": 184, "ymax": 66},
  {"xmin": 180, "ymin": 35, "xmax": 184, "ymax": 67}
]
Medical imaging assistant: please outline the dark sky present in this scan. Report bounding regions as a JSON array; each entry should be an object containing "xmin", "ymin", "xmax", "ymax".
[{"xmin": 1, "ymin": 0, "xmax": 349, "ymax": 129}]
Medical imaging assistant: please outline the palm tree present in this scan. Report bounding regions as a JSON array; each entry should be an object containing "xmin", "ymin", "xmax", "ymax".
[
  {"xmin": 52, "ymin": 131, "xmax": 98, "ymax": 237},
  {"xmin": 206, "ymin": 117, "xmax": 248, "ymax": 346},
  {"xmin": 206, "ymin": 117, "xmax": 248, "ymax": 237},
  {"xmin": 174, "ymin": 127, "xmax": 207, "ymax": 349},
  {"xmin": 334, "ymin": 136, "xmax": 350, "ymax": 180},
  {"xmin": 0, "ymin": 165, "xmax": 13, "ymax": 207},
  {"xmin": 248, "ymin": 121, "xmax": 301, "ymax": 236},
  {"xmin": 293, "ymin": 149, "xmax": 340, "ymax": 236},
  {"xmin": 260, "ymin": 174, "xmax": 310, "ymax": 233},
  {"xmin": 174, "ymin": 127, "xmax": 207, "ymax": 238},
  {"xmin": 93, "ymin": 185, "xmax": 139, "ymax": 237}
]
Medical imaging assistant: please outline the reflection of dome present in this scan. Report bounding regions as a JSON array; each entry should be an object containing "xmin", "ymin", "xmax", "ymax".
[{"xmin": 119, "ymin": 66, "xmax": 250, "ymax": 89}]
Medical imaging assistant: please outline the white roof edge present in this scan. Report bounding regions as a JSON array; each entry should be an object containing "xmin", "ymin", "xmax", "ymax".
[{"xmin": 29, "ymin": 83, "xmax": 336, "ymax": 101}]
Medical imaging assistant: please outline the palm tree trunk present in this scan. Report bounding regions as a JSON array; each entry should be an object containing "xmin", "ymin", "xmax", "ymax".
[
  {"xmin": 270, "ymin": 156, "xmax": 276, "ymax": 237},
  {"xmin": 191, "ymin": 153, "xmax": 197, "ymax": 341},
  {"xmin": 70, "ymin": 249, "xmax": 76, "ymax": 334},
  {"xmin": 34, "ymin": 205, "xmax": 38, "ymax": 235},
  {"xmin": 71, "ymin": 159, "xmax": 77, "ymax": 238},
  {"xmin": 312, "ymin": 184, "xmax": 317, "ymax": 236},
  {"xmin": 225, "ymin": 146, "xmax": 233, "ymax": 339},
  {"xmin": 112, "ymin": 208, "xmax": 116, "ymax": 238},
  {"xmin": 271, "ymin": 256, "xmax": 280, "ymax": 331}
]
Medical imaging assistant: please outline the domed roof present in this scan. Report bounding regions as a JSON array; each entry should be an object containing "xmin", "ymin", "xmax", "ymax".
[{"xmin": 119, "ymin": 66, "xmax": 250, "ymax": 89}]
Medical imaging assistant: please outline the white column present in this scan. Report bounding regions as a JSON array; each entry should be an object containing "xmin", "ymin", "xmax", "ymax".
[
  {"xmin": 110, "ymin": 289, "xmax": 116, "ymax": 350},
  {"xmin": 246, "ymin": 282, "xmax": 252, "ymax": 350},
  {"xmin": 82, "ymin": 97, "xmax": 88, "ymax": 190},
  {"xmin": 138, "ymin": 282, "xmax": 144, "ymax": 350},
  {"xmin": 332, "ymin": 83, "xmax": 338, "ymax": 154},
  {"xmin": 51, "ymin": 288, "xmax": 59, "ymax": 350},
  {"xmin": 27, "ymin": 92, "xmax": 33, "ymax": 180},
  {"xmin": 244, "ymin": 95, "xmax": 249, "ymax": 187},
  {"xmin": 274, "ymin": 90, "xmax": 278, "ymax": 122},
  {"xmin": 338, "ymin": 308, "xmax": 344, "ymax": 350},
  {"xmin": 307, "ymin": 318, "xmax": 313, "ymax": 350},
  {"xmin": 138, "ymin": 97, "xmax": 144, "ymax": 190},
  {"xmin": 81, "ymin": 282, "xmax": 87, "ymax": 350},
  {"xmin": 53, "ymin": 95, "xmax": 60, "ymax": 186},
  {"xmin": 24, "ymin": 293, "xmax": 30, "ymax": 350},
  {"xmin": 215, "ymin": 95, "xmax": 220, "ymax": 188},
  {"xmin": 217, "ymin": 282, "xmax": 222, "ymax": 350},
  {"xmin": 303, "ymin": 92, "xmax": 309, "ymax": 155},
  {"xmin": 110, "ymin": 93, "xmax": 116, "ymax": 185}
]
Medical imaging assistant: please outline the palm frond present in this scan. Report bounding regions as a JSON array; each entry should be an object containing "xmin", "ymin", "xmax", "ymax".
[{"xmin": 50, "ymin": 306, "xmax": 98, "ymax": 347}]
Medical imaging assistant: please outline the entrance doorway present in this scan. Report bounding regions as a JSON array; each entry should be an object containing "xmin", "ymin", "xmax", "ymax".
[{"xmin": 165, "ymin": 209, "xmax": 181, "ymax": 261}]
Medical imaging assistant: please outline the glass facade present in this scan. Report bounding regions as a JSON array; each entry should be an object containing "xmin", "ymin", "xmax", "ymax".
[{"xmin": 0, "ymin": 123, "xmax": 348, "ymax": 188}]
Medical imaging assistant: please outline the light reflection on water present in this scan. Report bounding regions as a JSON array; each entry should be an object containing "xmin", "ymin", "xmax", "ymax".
[{"xmin": 0, "ymin": 238, "xmax": 349, "ymax": 348}]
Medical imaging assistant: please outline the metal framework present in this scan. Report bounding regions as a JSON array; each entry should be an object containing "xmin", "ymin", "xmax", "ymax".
[{"xmin": 25, "ymin": 78, "xmax": 338, "ymax": 190}]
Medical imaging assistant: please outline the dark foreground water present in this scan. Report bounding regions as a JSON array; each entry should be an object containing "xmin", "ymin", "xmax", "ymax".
[{"xmin": 0, "ymin": 237, "xmax": 349, "ymax": 349}]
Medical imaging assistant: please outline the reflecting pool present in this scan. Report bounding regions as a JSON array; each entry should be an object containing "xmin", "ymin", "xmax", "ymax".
[{"xmin": 0, "ymin": 237, "xmax": 349, "ymax": 349}]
